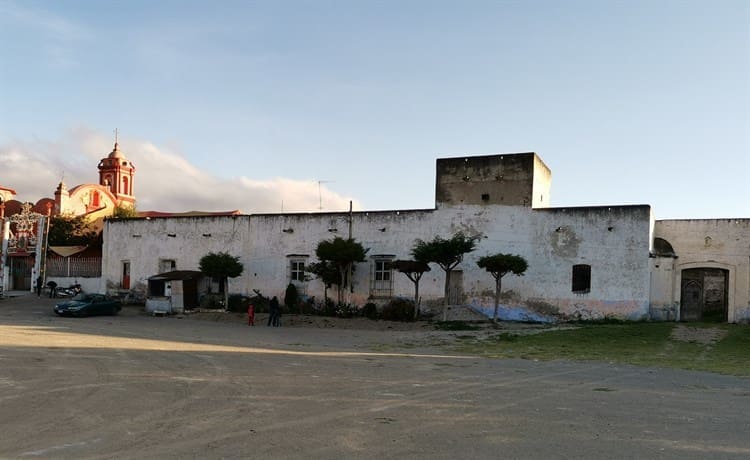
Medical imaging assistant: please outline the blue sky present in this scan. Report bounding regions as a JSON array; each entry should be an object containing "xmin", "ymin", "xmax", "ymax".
[{"xmin": 1, "ymin": 0, "xmax": 748, "ymax": 218}]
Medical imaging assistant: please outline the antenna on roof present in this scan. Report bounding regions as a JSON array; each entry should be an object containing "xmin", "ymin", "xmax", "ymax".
[
  {"xmin": 317, "ymin": 180, "xmax": 333, "ymax": 210},
  {"xmin": 114, "ymin": 128, "xmax": 119, "ymax": 145}
]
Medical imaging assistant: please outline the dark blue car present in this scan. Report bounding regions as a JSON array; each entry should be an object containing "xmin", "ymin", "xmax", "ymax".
[{"xmin": 54, "ymin": 293, "xmax": 122, "ymax": 317}]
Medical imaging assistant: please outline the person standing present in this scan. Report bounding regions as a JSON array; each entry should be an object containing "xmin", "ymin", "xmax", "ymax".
[
  {"xmin": 267, "ymin": 297, "xmax": 276, "ymax": 326},
  {"xmin": 36, "ymin": 275, "xmax": 43, "ymax": 296},
  {"xmin": 268, "ymin": 296, "xmax": 280, "ymax": 327},
  {"xmin": 273, "ymin": 297, "xmax": 282, "ymax": 327},
  {"xmin": 47, "ymin": 280, "xmax": 57, "ymax": 298}
]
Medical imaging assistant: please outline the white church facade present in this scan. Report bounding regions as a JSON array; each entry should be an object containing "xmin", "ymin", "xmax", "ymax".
[{"xmin": 100, "ymin": 152, "xmax": 750, "ymax": 323}]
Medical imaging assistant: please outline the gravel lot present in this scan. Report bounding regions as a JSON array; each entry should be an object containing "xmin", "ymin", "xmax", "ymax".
[{"xmin": 1, "ymin": 293, "xmax": 749, "ymax": 459}]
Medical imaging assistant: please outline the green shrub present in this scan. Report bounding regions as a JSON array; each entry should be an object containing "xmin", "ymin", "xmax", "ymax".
[
  {"xmin": 335, "ymin": 303, "xmax": 359, "ymax": 318},
  {"xmin": 363, "ymin": 302, "xmax": 378, "ymax": 320},
  {"xmin": 249, "ymin": 294, "xmax": 270, "ymax": 313},
  {"xmin": 200, "ymin": 293, "xmax": 225, "ymax": 309},
  {"xmin": 380, "ymin": 298, "xmax": 415, "ymax": 322},
  {"xmin": 227, "ymin": 294, "xmax": 251, "ymax": 313},
  {"xmin": 320, "ymin": 298, "xmax": 337, "ymax": 316}
]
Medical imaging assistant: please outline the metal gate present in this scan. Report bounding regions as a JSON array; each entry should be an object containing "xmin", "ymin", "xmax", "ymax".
[
  {"xmin": 9, "ymin": 256, "xmax": 34, "ymax": 291},
  {"xmin": 680, "ymin": 268, "xmax": 728, "ymax": 322}
]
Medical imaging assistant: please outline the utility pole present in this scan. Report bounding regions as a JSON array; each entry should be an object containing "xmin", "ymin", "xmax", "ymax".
[{"xmin": 348, "ymin": 200, "xmax": 353, "ymax": 294}]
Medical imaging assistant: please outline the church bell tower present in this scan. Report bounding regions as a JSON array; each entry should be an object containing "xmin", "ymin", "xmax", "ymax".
[{"xmin": 97, "ymin": 132, "xmax": 136, "ymax": 208}]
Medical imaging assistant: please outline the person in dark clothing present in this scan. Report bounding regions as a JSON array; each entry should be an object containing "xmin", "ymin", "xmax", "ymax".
[
  {"xmin": 273, "ymin": 297, "xmax": 282, "ymax": 327},
  {"xmin": 36, "ymin": 276, "xmax": 43, "ymax": 296},
  {"xmin": 46, "ymin": 281, "xmax": 57, "ymax": 298},
  {"xmin": 268, "ymin": 296, "xmax": 280, "ymax": 327}
]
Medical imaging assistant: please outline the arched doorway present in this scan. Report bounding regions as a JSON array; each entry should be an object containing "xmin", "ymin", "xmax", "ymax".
[{"xmin": 680, "ymin": 268, "xmax": 728, "ymax": 322}]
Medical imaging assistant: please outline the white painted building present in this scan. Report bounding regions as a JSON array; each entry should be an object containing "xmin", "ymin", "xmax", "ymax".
[{"xmin": 101, "ymin": 152, "xmax": 749, "ymax": 323}]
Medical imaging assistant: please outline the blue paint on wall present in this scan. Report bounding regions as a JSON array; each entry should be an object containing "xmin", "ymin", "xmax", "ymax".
[{"xmin": 469, "ymin": 303, "xmax": 556, "ymax": 323}]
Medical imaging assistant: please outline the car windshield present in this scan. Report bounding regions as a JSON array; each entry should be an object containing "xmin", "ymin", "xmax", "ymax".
[{"xmin": 73, "ymin": 293, "xmax": 92, "ymax": 302}]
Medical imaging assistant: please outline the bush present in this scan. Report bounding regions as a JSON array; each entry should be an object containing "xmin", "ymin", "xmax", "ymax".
[
  {"xmin": 335, "ymin": 303, "xmax": 359, "ymax": 318},
  {"xmin": 319, "ymin": 298, "xmax": 337, "ymax": 316},
  {"xmin": 299, "ymin": 296, "xmax": 316, "ymax": 315},
  {"xmin": 200, "ymin": 293, "xmax": 226, "ymax": 309},
  {"xmin": 362, "ymin": 302, "xmax": 378, "ymax": 320},
  {"xmin": 249, "ymin": 294, "xmax": 270, "ymax": 313},
  {"xmin": 227, "ymin": 294, "xmax": 251, "ymax": 313},
  {"xmin": 284, "ymin": 283, "xmax": 299, "ymax": 313},
  {"xmin": 380, "ymin": 298, "xmax": 415, "ymax": 322}
]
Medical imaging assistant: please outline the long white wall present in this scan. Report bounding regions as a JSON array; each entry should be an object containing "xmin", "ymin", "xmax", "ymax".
[{"xmin": 102, "ymin": 203, "xmax": 653, "ymax": 321}]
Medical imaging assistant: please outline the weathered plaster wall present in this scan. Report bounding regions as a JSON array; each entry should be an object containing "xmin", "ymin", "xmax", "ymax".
[
  {"xmin": 532, "ymin": 155, "xmax": 552, "ymax": 209},
  {"xmin": 654, "ymin": 219, "xmax": 750, "ymax": 322},
  {"xmin": 435, "ymin": 153, "xmax": 548, "ymax": 208},
  {"xmin": 649, "ymin": 257, "xmax": 678, "ymax": 320},
  {"xmin": 103, "ymin": 203, "xmax": 653, "ymax": 322},
  {"xmin": 462, "ymin": 205, "xmax": 652, "ymax": 321},
  {"xmin": 101, "ymin": 216, "xmax": 250, "ymax": 295}
]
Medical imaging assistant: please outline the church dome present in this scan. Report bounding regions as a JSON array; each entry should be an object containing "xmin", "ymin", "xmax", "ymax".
[{"xmin": 108, "ymin": 142, "xmax": 125, "ymax": 159}]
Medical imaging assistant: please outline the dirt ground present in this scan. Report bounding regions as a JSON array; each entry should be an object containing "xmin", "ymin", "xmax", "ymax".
[
  {"xmin": 2, "ymin": 293, "xmax": 749, "ymax": 459},
  {"xmin": 670, "ymin": 324, "xmax": 729, "ymax": 345}
]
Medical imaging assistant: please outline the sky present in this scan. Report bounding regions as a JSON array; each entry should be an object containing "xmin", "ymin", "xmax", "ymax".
[{"xmin": 0, "ymin": 0, "xmax": 748, "ymax": 218}]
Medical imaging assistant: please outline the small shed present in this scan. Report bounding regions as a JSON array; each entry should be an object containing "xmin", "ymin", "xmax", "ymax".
[{"xmin": 146, "ymin": 270, "xmax": 204, "ymax": 314}]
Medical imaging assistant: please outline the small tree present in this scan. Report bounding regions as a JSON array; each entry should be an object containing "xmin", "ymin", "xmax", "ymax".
[
  {"xmin": 314, "ymin": 237, "xmax": 368, "ymax": 305},
  {"xmin": 306, "ymin": 260, "xmax": 339, "ymax": 306},
  {"xmin": 412, "ymin": 232, "xmax": 478, "ymax": 321},
  {"xmin": 47, "ymin": 215, "xmax": 100, "ymax": 246},
  {"xmin": 111, "ymin": 203, "xmax": 138, "ymax": 218},
  {"xmin": 199, "ymin": 252, "xmax": 244, "ymax": 309},
  {"xmin": 391, "ymin": 259, "xmax": 431, "ymax": 320},
  {"xmin": 477, "ymin": 253, "xmax": 528, "ymax": 323}
]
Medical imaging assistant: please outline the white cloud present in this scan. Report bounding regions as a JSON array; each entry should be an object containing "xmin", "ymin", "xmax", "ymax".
[{"xmin": 0, "ymin": 127, "xmax": 360, "ymax": 214}]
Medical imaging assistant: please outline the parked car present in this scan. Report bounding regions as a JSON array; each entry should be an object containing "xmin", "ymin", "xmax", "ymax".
[{"xmin": 54, "ymin": 293, "xmax": 122, "ymax": 317}]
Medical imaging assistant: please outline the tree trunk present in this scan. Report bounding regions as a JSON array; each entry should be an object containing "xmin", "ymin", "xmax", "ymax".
[
  {"xmin": 442, "ymin": 270, "xmax": 451, "ymax": 322},
  {"xmin": 338, "ymin": 266, "xmax": 347, "ymax": 305},
  {"xmin": 225, "ymin": 277, "xmax": 230, "ymax": 311},
  {"xmin": 413, "ymin": 279, "xmax": 420, "ymax": 320},
  {"xmin": 492, "ymin": 275, "xmax": 502, "ymax": 322}
]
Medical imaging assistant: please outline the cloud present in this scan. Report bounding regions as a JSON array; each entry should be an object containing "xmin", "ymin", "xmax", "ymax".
[{"xmin": 0, "ymin": 127, "xmax": 360, "ymax": 214}]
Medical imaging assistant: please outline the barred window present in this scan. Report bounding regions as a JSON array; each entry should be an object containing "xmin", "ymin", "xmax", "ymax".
[{"xmin": 370, "ymin": 258, "xmax": 393, "ymax": 298}]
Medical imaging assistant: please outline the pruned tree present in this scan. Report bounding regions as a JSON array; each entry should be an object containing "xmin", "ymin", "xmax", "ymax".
[
  {"xmin": 199, "ymin": 252, "xmax": 244, "ymax": 308},
  {"xmin": 477, "ymin": 253, "xmax": 528, "ymax": 322},
  {"xmin": 391, "ymin": 259, "xmax": 431, "ymax": 320},
  {"xmin": 412, "ymin": 231, "xmax": 479, "ymax": 321},
  {"xmin": 314, "ymin": 237, "xmax": 368, "ymax": 305},
  {"xmin": 306, "ymin": 260, "xmax": 339, "ymax": 305}
]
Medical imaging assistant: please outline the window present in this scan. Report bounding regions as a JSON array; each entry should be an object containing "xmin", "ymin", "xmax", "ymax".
[
  {"xmin": 159, "ymin": 259, "xmax": 176, "ymax": 274},
  {"xmin": 370, "ymin": 257, "xmax": 393, "ymax": 298},
  {"xmin": 290, "ymin": 259, "xmax": 306, "ymax": 283},
  {"xmin": 572, "ymin": 264, "xmax": 591, "ymax": 293}
]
